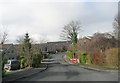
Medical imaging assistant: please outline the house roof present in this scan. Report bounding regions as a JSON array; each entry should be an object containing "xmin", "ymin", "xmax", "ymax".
[
  {"xmin": 1, "ymin": 44, "xmax": 13, "ymax": 49},
  {"xmin": 5, "ymin": 41, "xmax": 71, "ymax": 52},
  {"xmin": 0, "ymin": 44, "xmax": 14, "ymax": 52},
  {"xmin": 47, "ymin": 41, "xmax": 71, "ymax": 44}
]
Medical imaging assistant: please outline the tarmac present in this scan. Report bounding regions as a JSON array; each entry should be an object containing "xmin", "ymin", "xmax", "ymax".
[{"xmin": 2, "ymin": 64, "xmax": 48, "ymax": 83}]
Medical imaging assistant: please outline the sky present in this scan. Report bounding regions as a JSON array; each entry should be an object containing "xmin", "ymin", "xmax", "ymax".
[{"xmin": 0, "ymin": 0, "xmax": 119, "ymax": 44}]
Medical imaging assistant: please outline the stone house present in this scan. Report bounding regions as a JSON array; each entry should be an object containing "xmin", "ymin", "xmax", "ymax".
[
  {"xmin": 0, "ymin": 44, "xmax": 18, "ymax": 60},
  {"xmin": 77, "ymin": 36, "xmax": 92, "ymax": 52},
  {"xmin": 46, "ymin": 41, "xmax": 71, "ymax": 53},
  {"xmin": 31, "ymin": 41, "xmax": 71, "ymax": 53}
]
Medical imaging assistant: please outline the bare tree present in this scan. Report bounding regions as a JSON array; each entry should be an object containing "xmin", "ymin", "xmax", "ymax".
[
  {"xmin": 113, "ymin": 15, "xmax": 120, "ymax": 40},
  {"xmin": 60, "ymin": 21, "xmax": 81, "ymax": 44},
  {"xmin": 16, "ymin": 35, "xmax": 34, "ymax": 44},
  {"xmin": 16, "ymin": 35, "xmax": 24, "ymax": 44},
  {"xmin": 60, "ymin": 20, "xmax": 81, "ymax": 57},
  {"xmin": 0, "ymin": 25, "xmax": 8, "ymax": 44},
  {"xmin": 0, "ymin": 31, "xmax": 8, "ymax": 44}
]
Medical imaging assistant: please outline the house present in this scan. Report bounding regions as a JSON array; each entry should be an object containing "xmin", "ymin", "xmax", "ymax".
[
  {"xmin": 0, "ymin": 44, "xmax": 18, "ymax": 60},
  {"xmin": 31, "ymin": 41, "xmax": 71, "ymax": 53},
  {"xmin": 78, "ymin": 36, "xmax": 92, "ymax": 46},
  {"xmin": 77, "ymin": 36, "xmax": 93, "ymax": 52},
  {"xmin": 46, "ymin": 41, "xmax": 71, "ymax": 53},
  {"xmin": 39, "ymin": 43, "xmax": 48, "ymax": 52},
  {"xmin": 0, "ymin": 41, "xmax": 70, "ymax": 60}
]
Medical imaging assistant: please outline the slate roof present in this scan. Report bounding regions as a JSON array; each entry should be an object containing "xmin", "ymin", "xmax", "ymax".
[{"xmin": 0, "ymin": 44, "xmax": 13, "ymax": 52}]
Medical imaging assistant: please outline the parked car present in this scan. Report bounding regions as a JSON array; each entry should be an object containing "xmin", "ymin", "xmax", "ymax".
[{"xmin": 4, "ymin": 59, "xmax": 20, "ymax": 70}]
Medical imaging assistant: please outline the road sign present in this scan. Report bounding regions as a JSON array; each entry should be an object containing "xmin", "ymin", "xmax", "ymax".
[{"xmin": 70, "ymin": 58, "xmax": 77, "ymax": 63}]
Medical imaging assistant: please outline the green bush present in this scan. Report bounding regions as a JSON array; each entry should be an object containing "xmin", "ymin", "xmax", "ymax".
[
  {"xmin": 105, "ymin": 48, "xmax": 119, "ymax": 68},
  {"xmin": 66, "ymin": 50, "xmax": 73, "ymax": 58},
  {"xmin": 81, "ymin": 52, "xmax": 86, "ymax": 64},
  {"xmin": 18, "ymin": 52, "xmax": 28, "ymax": 69},
  {"xmin": 32, "ymin": 53, "xmax": 42, "ymax": 68},
  {"xmin": 20, "ymin": 57, "xmax": 27, "ymax": 68}
]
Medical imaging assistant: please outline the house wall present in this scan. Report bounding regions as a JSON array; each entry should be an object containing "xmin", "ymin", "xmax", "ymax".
[
  {"xmin": 3, "ymin": 45, "xmax": 18, "ymax": 60},
  {"xmin": 46, "ymin": 41, "xmax": 70, "ymax": 53}
]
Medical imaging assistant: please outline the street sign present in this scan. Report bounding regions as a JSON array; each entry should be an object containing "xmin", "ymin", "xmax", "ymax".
[{"xmin": 70, "ymin": 58, "xmax": 77, "ymax": 63}]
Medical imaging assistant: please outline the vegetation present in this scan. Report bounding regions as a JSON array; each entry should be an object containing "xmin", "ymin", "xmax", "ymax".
[
  {"xmin": 66, "ymin": 30, "xmax": 119, "ymax": 69},
  {"xmin": 0, "ymin": 29, "xmax": 8, "ymax": 76},
  {"xmin": 66, "ymin": 50, "xmax": 73, "ymax": 59},
  {"xmin": 32, "ymin": 52, "xmax": 42, "ymax": 68},
  {"xmin": 113, "ymin": 15, "xmax": 120, "ymax": 40},
  {"xmin": 76, "ymin": 50, "xmax": 81, "ymax": 60},
  {"xmin": 16, "ymin": 33, "xmax": 48, "ymax": 69},
  {"xmin": 61, "ymin": 21, "xmax": 81, "ymax": 58},
  {"xmin": 2, "ymin": 57, "xmax": 7, "ymax": 77},
  {"xmin": 105, "ymin": 48, "xmax": 119, "ymax": 68},
  {"xmin": 19, "ymin": 55, "xmax": 27, "ymax": 69},
  {"xmin": 65, "ymin": 16, "xmax": 119, "ymax": 69},
  {"xmin": 23, "ymin": 33, "xmax": 32, "ymax": 67},
  {"xmin": 91, "ymin": 51, "xmax": 106, "ymax": 66},
  {"xmin": 86, "ymin": 53, "xmax": 91, "ymax": 64},
  {"xmin": 0, "ymin": 30, "xmax": 8, "ymax": 44},
  {"xmin": 1, "ymin": 14, "xmax": 119, "ymax": 71},
  {"xmin": 80, "ymin": 52, "xmax": 86, "ymax": 64}
]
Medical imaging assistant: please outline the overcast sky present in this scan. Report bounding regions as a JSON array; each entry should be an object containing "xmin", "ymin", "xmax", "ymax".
[{"xmin": 0, "ymin": 0, "xmax": 118, "ymax": 44}]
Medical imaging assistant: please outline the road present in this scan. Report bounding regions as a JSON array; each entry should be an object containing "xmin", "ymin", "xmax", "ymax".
[{"xmin": 15, "ymin": 52, "xmax": 118, "ymax": 81}]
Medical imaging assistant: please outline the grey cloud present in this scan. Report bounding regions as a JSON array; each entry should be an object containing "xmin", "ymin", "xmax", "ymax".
[{"xmin": 0, "ymin": 1, "xmax": 117, "ymax": 43}]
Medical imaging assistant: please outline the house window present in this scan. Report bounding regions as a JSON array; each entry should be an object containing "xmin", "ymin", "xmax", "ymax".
[
  {"xmin": 8, "ymin": 51, "xmax": 10, "ymax": 53},
  {"xmin": 11, "ymin": 50, "xmax": 14, "ymax": 53}
]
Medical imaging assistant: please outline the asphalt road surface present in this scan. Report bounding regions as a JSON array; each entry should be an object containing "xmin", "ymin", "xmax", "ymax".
[{"xmin": 15, "ymin": 52, "xmax": 118, "ymax": 81}]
